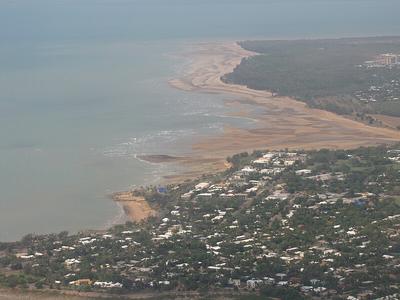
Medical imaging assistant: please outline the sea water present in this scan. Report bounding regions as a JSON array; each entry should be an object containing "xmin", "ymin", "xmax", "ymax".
[{"xmin": 1, "ymin": 0, "xmax": 400, "ymax": 241}]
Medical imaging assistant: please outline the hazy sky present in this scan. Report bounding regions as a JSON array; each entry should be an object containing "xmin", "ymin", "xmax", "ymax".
[{"xmin": 1, "ymin": 0, "xmax": 400, "ymax": 43}]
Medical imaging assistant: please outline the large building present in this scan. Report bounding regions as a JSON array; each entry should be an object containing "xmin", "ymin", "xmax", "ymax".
[{"xmin": 380, "ymin": 53, "xmax": 399, "ymax": 66}]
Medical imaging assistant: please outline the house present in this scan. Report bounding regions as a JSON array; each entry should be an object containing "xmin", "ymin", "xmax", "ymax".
[
  {"xmin": 246, "ymin": 186, "xmax": 258, "ymax": 194},
  {"xmin": 308, "ymin": 173, "xmax": 333, "ymax": 181},
  {"xmin": 228, "ymin": 278, "xmax": 241, "ymax": 288},
  {"xmin": 263, "ymin": 153, "xmax": 276, "ymax": 160},
  {"xmin": 301, "ymin": 286, "xmax": 314, "ymax": 293},
  {"xmin": 310, "ymin": 279, "xmax": 321, "ymax": 286},
  {"xmin": 196, "ymin": 193, "xmax": 214, "ymax": 200},
  {"xmin": 252, "ymin": 157, "xmax": 271, "ymax": 167},
  {"xmin": 64, "ymin": 258, "xmax": 81, "ymax": 268},
  {"xmin": 241, "ymin": 166, "xmax": 257, "ymax": 175},
  {"xmin": 314, "ymin": 287, "xmax": 327, "ymax": 293},
  {"xmin": 263, "ymin": 277, "xmax": 275, "ymax": 285},
  {"xmin": 295, "ymin": 169, "xmax": 312, "ymax": 176},
  {"xmin": 284, "ymin": 160, "xmax": 296, "ymax": 166},
  {"xmin": 195, "ymin": 182, "xmax": 210, "ymax": 191},
  {"xmin": 69, "ymin": 279, "xmax": 92, "ymax": 286},
  {"xmin": 93, "ymin": 281, "xmax": 123, "ymax": 288},
  {"xmin": 181, "ymin": 191, "xmax": 193, "ymax": 199},
  {"xmin": 246, "ymin": 279, "xmax": 263, "ymax": 289},
  {"xmin": 19, "ymin": 254, "xmax": 34, "ymax": 259},
  {"xmin": 266, "ymin": 191, "xmax": 289, "ymax": 201},
  {"xmin": 276, "ymin": 273, "xmax": 287, "ymax": 280}
]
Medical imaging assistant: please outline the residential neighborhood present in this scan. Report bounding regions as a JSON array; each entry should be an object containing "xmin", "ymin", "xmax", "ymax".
[{"xmin": 1, "ymin": 146, "xmax": 400, "ymax": 299}]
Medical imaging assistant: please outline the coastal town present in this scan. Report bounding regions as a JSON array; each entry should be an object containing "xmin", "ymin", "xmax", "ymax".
[
  {"xmin": 354, "ymin": 53, "xmax": 400, "ymax": 105},
  {"xmin": 1, "ymin": 145, "xmax": 400, "ymax": 299},
  {"xmin": 3, "ymin": 1, "xmax": 400, "ymax": 300}
]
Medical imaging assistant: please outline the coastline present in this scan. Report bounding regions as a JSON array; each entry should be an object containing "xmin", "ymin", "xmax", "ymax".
[
  {"xmin": 170, "ymin": 41, "xmax": 400, "ymax": 162},
  {"xmin": 112, "ymin": 192, "xmax": 156, "ymax": 222},
  {"xmin": 116, "ymin": 40, "xmax": 400, "ymax": 222}
]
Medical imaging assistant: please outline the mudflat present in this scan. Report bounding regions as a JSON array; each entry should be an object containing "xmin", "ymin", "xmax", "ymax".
[
  {"xmin": 168, "ymin": 42, "xmax": 400, "ymax": 175},
  {"xmin": 115, "ymin": 41, "xmax": 400, "ymax": 218}
]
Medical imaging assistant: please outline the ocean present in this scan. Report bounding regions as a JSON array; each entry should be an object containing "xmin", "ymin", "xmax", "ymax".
[{"xmin": 1, "ymin": 0, "xmax": 400, "ymax": 241}]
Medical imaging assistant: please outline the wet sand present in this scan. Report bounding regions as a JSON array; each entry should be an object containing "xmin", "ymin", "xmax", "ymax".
[
  {"xmin": 168, "ymin": 41, "xmax": 400, "ymax": 173},
  {"xmin": 117, "ymin": 41, "xmax": 400, "ymax": 218}
]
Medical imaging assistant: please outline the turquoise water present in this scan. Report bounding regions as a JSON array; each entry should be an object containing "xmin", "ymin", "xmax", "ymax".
[{"xmin": 1, "ymin": 0, "xmax": 400, "ymax": 241}]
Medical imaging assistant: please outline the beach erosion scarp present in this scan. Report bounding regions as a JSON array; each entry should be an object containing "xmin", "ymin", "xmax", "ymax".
[{"xmin": 112, "ymin": 192, "xmax": 156, "ymax": 223}]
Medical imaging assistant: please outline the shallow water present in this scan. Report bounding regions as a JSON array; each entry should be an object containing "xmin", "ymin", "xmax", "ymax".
[{"xmin": 1, "ymin": 0, "xmax": 400, "ymax": 241}]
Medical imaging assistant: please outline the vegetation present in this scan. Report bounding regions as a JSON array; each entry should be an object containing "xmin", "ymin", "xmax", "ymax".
[
  {"xmin": 1, "ymin": 145, "xmax": 400, "ymax": 299},
  {"xmin": 223, "ymin": 36, "xmax": 400, "ymax": 118}
]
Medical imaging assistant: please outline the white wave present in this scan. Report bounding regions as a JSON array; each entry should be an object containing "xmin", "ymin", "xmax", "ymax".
[{"xmin": 101, "ymin": 128, "xmax": 195, "ymax": 159}]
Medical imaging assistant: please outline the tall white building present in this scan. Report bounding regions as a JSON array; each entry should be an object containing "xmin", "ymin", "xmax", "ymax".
[{"xmin": 380, "ymin": 53, "xmax": 398, "ymax": 65}]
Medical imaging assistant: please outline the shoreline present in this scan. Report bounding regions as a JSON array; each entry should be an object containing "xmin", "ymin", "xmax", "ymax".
[
  {"xmin": 116, "ymin": 40, "xmax": 400, "ymax": 222},
  {"xmin": 171, "ymin": 41, "xmax": 400, "ymax": 156},
  {"xmin": 112, "ymin": 192, "xmax": 156, "ymax": 223}
]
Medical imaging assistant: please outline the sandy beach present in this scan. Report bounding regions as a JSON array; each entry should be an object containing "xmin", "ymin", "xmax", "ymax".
[
  {"xmin": 118, "ymin": 41, "xmax": 400, "ymax": 220},
  {"xmin": 167, "ymin": 41, "xmax": 400, "ymax": 175},
  {"xmin": 113, "ymin": 192, "xmax": 156, "ymax": 222}
]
